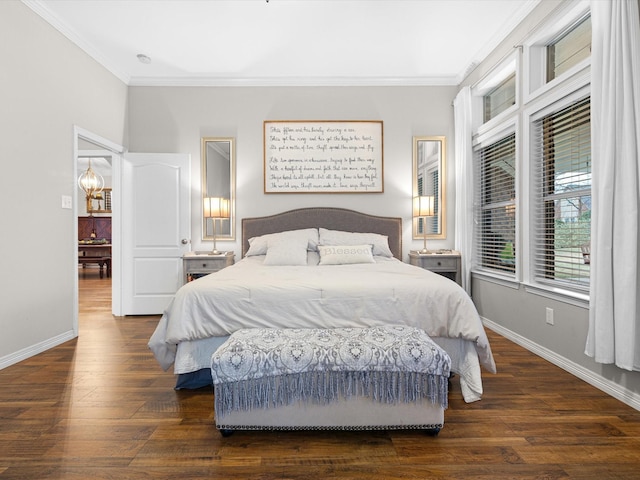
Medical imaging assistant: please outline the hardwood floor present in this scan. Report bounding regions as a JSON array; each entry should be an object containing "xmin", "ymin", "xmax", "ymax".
[{"xmin": 1, "ymin": 269, "xmax": 639, "ymax": 479}]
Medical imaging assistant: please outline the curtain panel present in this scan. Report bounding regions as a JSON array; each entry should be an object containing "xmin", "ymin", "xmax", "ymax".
[
  {"xmin": 585, "ymin": 0, "xmax": 640, "ymax": 371},
  {"xmin": 454, "ymin": 86, "xmax": 474, "ymax": 293}
]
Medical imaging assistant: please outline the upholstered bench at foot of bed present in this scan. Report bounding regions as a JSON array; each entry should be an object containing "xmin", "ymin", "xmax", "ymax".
[{"xmin": 211, "ymin": 325, "xmax": 451, "ymax": 436}]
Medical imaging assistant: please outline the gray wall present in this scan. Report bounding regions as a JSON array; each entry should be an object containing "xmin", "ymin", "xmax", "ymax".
[
  {"xmin": 127, "ymin": 85, "xmax": 458, "ymax": 257},
  {"xmin": 0, "ymin": 2, "xmax": 127, "ymax": 361}
]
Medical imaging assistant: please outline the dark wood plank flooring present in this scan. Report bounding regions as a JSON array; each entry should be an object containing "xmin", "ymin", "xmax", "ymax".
[{"xmin": 0, "ymin": 267, "xmax": 639, "ymax": 479}]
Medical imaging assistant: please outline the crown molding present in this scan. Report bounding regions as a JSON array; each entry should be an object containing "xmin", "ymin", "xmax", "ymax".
[{"xmin": 127, "ymin": 75, "xmax": 460, "ymax": 88}]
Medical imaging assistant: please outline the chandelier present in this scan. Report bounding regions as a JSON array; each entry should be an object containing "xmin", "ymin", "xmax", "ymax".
[{"xmin": 78, "ymin": 159, "xmax": 105, "ymax": 211}]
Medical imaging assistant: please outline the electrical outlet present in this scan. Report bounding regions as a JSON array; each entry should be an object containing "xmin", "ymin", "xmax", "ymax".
[
  {"xmin": 546, "ymin": 307, "xmax": 554, "ymax": 325},
  {"xmin": 61, "ymin": 195, "xmax": 72, "ymax": 209}
]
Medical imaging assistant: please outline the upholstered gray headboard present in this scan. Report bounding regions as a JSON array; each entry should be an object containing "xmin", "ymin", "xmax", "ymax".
[{"xmin": 242, "ymin": 208, "xmax": 402, "ymax": 259}]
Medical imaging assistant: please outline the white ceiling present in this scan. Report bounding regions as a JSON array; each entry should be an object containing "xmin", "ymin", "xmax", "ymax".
[{"xmin": 26, "ymin": 0, "xmax": 539, "ymax": 87}]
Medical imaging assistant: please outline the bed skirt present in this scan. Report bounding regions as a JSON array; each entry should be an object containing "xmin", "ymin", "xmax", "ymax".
[{"xmin": 176, "ymin": 335, "xmax": 484, "ymax": 402}]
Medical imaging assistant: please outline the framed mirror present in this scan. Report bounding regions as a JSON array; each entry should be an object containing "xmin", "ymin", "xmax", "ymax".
[
  {"xmin": 413, "ymin": 136, "xmax": 446, "ymax": 239},
  {"xmin": 201, "ymin": 137, "xmax": 236, "ymax": 241}
]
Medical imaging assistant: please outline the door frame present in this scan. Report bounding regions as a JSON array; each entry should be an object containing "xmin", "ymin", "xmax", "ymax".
[{"xmin": 73, "ymin": 126, "xmax": 125, "ymax": 334}]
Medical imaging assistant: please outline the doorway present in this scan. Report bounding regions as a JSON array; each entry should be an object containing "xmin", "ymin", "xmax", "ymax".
[
  {"xmin": 73, "ymin": 127, "xmax": 124, "ymax": 335},
  {"xmin": 77, "ymin": 153, "xmax": 113, "ymax": 313}
]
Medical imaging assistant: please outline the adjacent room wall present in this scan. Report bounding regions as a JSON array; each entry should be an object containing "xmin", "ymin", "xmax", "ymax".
[
  {"xmin": 0, "ymin": 1, "xmax": 127, "ymax": 365},
  {"xmin": 127, "ymin": 85, "xmax": 458, "ymax": 258}
]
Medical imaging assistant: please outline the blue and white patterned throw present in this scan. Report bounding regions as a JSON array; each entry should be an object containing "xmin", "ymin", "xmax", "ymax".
[{"xmin": 211, "ymin": 325, "xmax": 451, "ymax": 416}]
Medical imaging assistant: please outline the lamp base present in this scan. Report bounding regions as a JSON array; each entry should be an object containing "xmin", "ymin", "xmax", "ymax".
[
  {"xmin": 418, "ymin": 248, "xmax": 431, "ymax": 255},
  {"xmin": 208, "ymin": 250, "xmax": 224, "ymax": 256}
]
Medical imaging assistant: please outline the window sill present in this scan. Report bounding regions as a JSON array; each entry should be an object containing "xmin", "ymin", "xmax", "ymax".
[
  {"xmin": 523, "ymin": 282, "xmax": 589, "ymax": 309},
  {"xmin": 471, "ymin": 269, "xmax": 520, "ymax": 290}
]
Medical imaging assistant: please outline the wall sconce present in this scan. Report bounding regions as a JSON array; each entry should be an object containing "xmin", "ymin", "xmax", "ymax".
[
  {"xmin": 203, "ymin": 197, "xmax": 230, "ymax": 255},
  {"xmin": 413, "ymin": 195, "xmax": 435, "ymax": 254},
  {"xmin": 78, "ymin": 159, "xmax": 104, "ymax": 212}
]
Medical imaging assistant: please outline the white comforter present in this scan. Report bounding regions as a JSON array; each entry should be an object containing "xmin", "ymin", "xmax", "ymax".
[{"xmin": 149, "ymin": 256, "xmax": 496, "ymax": 401}]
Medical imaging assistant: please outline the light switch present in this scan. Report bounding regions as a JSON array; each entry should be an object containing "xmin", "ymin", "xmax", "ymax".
[{"xmin": 61, "ymin": 195, "xmax": 72, "ymax": 209}]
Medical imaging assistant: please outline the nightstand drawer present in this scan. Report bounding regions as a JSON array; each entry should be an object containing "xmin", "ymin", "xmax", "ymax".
[
  {"xmin": 420, "ymin": 257, "xmax": 458, "ymax": 270},
  {"xmin": 187, "ymin": 259, "xmax": 225, "ymax": 271}
]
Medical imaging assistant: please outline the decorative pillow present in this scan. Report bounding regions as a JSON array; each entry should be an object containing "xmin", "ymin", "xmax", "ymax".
[
  {"xmin": 318, "ymin": 228, "xmax": 393, "ymax": 258},
  {"xmin": 246, "ymin": 228, "xmax": 319, "ymax": 257},
  {"xmin": 263, "ymin": 234, "xmax": 309, "ymax": 266},
  {"xmin": 318, "ymin": 244, "xmax": 375, "ymax": 265}
]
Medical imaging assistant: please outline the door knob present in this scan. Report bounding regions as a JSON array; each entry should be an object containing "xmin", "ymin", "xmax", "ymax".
[{"xmin": 181, "ymin": 239, "xmax": 189, "ymax": 245}]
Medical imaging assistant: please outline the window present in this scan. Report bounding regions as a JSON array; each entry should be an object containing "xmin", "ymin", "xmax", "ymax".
[
  {"xmin": 547, "ymin": 16, "xmax": 591, "ymax": 82},
  {"xmin": 475, "ymin": 133, "xmax": 516, "ymax": 275},
  {"xmin": 469, "ymin": 1, "xmax": 591, "ymax": 303},
  {"xmin": 532, "ymin": 97, "xmax": 591, "ymax": 290},
  {"xmin": 417, "ymin": 168, "xmax": 439, "ymax": 234},
  {"xmin": 484, "ymin": 73, "xmax": 516, "ymax": 123}
]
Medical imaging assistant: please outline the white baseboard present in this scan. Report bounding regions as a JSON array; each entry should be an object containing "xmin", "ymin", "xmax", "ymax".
[
  {"xmin": 0, "ymin": 330, "xmax": 77, "ymax": 370},
  {"xmin": 483, "ymin": 318, "xmax": 640, "ymax": 412}
]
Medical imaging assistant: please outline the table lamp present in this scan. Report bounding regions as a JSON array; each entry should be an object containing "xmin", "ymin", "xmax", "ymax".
[{"xmin": 413, "ymin": 195, "xmax": 435, "ymax": 254}]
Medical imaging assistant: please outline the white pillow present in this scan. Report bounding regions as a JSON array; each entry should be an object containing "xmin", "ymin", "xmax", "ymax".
[
  {"xmin": 263, "ymin": 234, "xmax": 309, "ymax": 266},
  {"xmin": 318, "ymin": 244, "xmax": 375, "ymax": 265},
  {"xmin": 307, "ymin": 251, "xmax": 320, "ymax": 266},
  {"xmin": 246, "ymin": 228, "xmax": 319, "ymax": 257},
  {"xmin": 318, "ymin": 228, "xmax": 393, "ymax": 258}
]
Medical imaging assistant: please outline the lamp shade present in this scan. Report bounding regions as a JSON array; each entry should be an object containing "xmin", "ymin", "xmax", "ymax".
[
  {"xmin": 203, "ymin": 197, "xmax": 230, "ymax": 219},
  {"xmin": 413, "ymin": 195, "xmax": 435, "ymax": 217}
]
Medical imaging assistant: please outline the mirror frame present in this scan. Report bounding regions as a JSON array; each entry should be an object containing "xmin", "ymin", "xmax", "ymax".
[
  {"xmin": 201, "ymin": 137, "xmax": 236, "ymax": 241},
  {"xmin": 412, "ymin": 136, "xmax": 446, "ymax": 240}
]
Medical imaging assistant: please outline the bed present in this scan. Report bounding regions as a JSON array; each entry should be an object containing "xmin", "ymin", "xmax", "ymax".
[{"xmin": 148, "ymin": 207, "xmax": 496, "ymax": 403}]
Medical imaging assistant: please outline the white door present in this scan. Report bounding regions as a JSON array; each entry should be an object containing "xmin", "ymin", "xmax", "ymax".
[{"xmin": 121, "ymin": 153, "xmax": 191, "ymax": 315}]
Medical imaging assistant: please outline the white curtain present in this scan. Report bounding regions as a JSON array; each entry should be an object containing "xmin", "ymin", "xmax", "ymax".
[
  {"xmin": 585, "ymin": 0, "xmax": 640, "ymax": 370},
  {"xmin": 453, "ymin": 86, "xmax": 474, "ymax": 293}
]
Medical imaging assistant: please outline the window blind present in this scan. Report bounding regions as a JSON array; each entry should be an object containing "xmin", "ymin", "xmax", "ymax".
[
  {"xmin": 417, "ymin": 169, "xmax": 439, "ymax": 235},
  {"xmin": 483, "ymin": 74, "xmax": 516, "ymax": 123},
  {"xmin": 547, "ymin": 16, "xmax": 591, "ymax": 82},
  {"xmin": 475, "ymin": 133, "xmax": 516, "ymax": 274},
  {"xmin": 532, "ymin": 97, "xmax": 590, "ymax": 290}
]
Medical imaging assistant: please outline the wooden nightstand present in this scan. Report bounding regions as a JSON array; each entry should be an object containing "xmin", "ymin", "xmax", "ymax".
[
  {"xmin": 183, "ymin": 251, "xmax": 234, "ymax": 283},
  {"xmin": 409, "ymin": 250, "xmax": 462, "ymax": 286}
]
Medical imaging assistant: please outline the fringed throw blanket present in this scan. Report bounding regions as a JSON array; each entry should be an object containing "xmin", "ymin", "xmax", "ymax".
[{"xmin": 211, "ymin": 325, "xmax": 451, "ymax": 417}]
